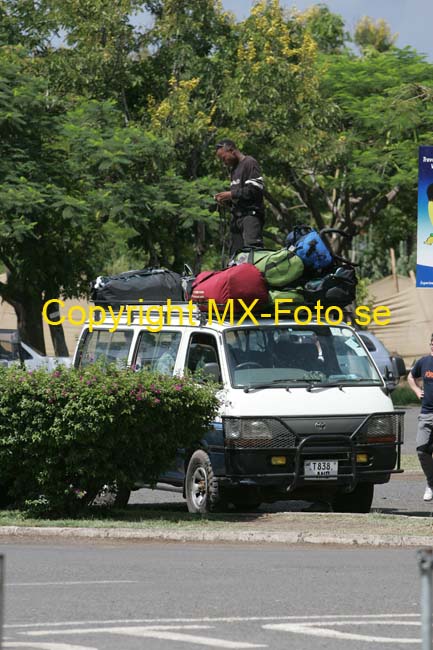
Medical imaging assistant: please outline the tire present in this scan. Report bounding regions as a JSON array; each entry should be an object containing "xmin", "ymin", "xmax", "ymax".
[
  {"xmin": 228, "ymin": 488, "xmax": 262, "ymax": 512},
  {"xmin": 185, "ymin": 450, "xmax": 221, "ymax": 514},
  {"xmin": 332, "ymin": 482, "xmax": 374, "ymax": 514}
]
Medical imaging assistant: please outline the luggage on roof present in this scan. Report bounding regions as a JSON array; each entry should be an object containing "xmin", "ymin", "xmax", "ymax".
[
  {"xmin": 191, "ymin": 263, "xmax": 269, "ymax": 312},
  {"xmin": 286, "ymin": 226, "xmax": 333, "ymax": 271},
  {"xmin": 233, "ymin": 248, "xmax": 304, "ymax": 288},
  {"xmin": 91, "ymin": 268, "xmax": 183, "ymax": 306}
]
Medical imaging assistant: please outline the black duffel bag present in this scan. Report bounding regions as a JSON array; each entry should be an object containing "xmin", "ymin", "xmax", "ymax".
[
  {"xmin": 91, "ymin": 268, "xmax": 183, "ymax": 306},
  {"xmin": 303, "ymin": 265, "xmax": 357, "ymax": 308}
]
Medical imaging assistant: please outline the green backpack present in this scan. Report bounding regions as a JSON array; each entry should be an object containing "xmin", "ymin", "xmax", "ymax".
[
  {"xmin": 268, "ymin": 288, "xmax": 304, "ymax": 305},
  {"xmin": 234, "ymin": 249, "xmax": 304, "ymax": 288}
]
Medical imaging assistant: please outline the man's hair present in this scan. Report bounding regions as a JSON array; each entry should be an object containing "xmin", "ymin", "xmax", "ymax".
[{"xmin": 215, "ymin": 138, "xmax": 237, "ymax": 151}]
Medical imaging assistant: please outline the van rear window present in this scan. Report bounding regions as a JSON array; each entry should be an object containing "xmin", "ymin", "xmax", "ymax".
[
  {"xmin": 77, "ymin": 329, "xmax": 133, "ymax": 368},
  {"xmin": 134, "ymin": 331, "xmax": 181, "ymax": 375}
]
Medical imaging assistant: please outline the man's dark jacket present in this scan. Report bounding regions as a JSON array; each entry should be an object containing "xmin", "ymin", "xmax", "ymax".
[{"xmin": 230, "ymin": 156, "xmax": 265, "ymax": 221}]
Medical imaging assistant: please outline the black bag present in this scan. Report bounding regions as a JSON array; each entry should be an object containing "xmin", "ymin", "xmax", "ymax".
[
  {"xmin": 91, "ymin": 268, "xmax": 183, "ymax": 306},
  {"xmin": 303, "ymin": 265, "xmax": 357, "ymax": 307}
]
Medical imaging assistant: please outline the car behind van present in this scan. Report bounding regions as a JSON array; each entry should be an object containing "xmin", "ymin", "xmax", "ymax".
[
  {"xmin": 73, "ymin": 303, "xmax": 405, "ymax": 514},
  {"xmin": 0, "ymin": 329, "xmax": 72, "ymax": 370},
  {"xmin": 357, "ymin": 330, "xmax": 406, "ymax": 391}
]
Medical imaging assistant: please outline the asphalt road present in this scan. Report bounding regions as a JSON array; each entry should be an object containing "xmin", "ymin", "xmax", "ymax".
[{"xmin": 0, "ymin": 541, "xmax": 425, "ymax": 650}]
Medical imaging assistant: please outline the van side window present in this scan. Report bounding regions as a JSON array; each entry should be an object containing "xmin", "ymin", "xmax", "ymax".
[
  {"xmin": 134, "ymin": 331, "xmax": 181, "ymax": 375},
  {"xmin": 186, "ymin": 333, "xmax": 221, "ymax": 380},
  {"xmin": 78, "ymin": 329, "xmax": 133, "ymax": 368},
  {"xmin": 359, "ymin": 334, "xmax": 376, "ymax": 352}
]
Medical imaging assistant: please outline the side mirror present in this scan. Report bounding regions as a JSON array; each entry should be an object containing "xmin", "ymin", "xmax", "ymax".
[
  {"xmin": 201, "ymin": 362, "xmax": 221, "ymax": 382},
  {"xmin": 392, "ymin": 355, "xmax": 407, "ymax": 378},
  {"xmin": 382, "ymin": 365, "xmax": 397, "ymax": 393}
]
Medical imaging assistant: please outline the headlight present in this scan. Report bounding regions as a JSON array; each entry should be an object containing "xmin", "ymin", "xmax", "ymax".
[
  {"xmin": 225, "ymin": 418, "xmax": 241, "ymax": 439},
  {"xmin": 358, "ymin": 413, "xmax": 404, "ymax": 444},
  {"xmin": 224, "ymin": 419, "xmax": 272, "ymax": 440}
]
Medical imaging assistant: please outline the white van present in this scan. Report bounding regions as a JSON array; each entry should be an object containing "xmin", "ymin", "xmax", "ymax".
[{"xmin": 73, "ymin": 303, "xmax": 404, "ymax": 514}]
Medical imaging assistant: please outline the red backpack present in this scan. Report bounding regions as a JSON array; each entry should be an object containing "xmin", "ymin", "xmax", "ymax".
[{"xmin": 191, "ymin": 264, "xmax": 269, "ymax": 311}]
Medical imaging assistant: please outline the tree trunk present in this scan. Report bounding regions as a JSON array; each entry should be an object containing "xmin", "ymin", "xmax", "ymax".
[
  {"xmin": 13, "ymin": 294, "xmax": 46, "ymax": 354},
  {"xmin": 46, "ymin": 299, "xmax": 69, "ymax": 356}
]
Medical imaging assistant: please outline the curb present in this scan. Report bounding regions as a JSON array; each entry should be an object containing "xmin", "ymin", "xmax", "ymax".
[{"xmin": 1, "ymin": 525, "xmax": 432, "ymax": 548}]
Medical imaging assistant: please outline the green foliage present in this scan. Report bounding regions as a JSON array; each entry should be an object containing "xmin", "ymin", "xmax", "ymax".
[
  {"xmin": 391, "ymin": 382, "xmax": 420, "ymax": 406},
  {"xmin": 2, "ymin": 0, "xmax": 433, "ymax": 334},
  {"xmin": 0, "ymin": 364, "xmax": 219, "ymax": 515},
  {"xmin": 354, "ymin": 16, "xmax": 398, "ymax": 53},
  {"xmin": 295, "ymin": 4, "xmax": 348, "ymax": 54}
]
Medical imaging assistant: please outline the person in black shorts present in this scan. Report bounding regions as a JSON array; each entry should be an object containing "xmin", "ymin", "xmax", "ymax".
[
  {"xmin": 214, "ymin": 139, "xmax": 265, "ymax": 256},
  {"xmin": 408, "ymin": 334, "xmax": 433, "ymax": 501}
]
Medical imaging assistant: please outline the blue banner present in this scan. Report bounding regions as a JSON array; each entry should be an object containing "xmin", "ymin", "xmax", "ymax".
[{"xmin": 417, "ymin": 145, "xmax": 433, "ymax": 287}]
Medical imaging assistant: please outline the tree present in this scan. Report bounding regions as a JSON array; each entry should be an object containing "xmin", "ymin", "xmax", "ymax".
[
  {"xmin": 354, "ymin": 16, "xmax": 398, "ymax": 53},
  {"xmin": 295, "ymin": 3, "xmax": 348, "ymax": 54},
  {"xmin": 284, "ymin": 46, "xmax": 433, "ymax": 254},
  {"xmin": 0, "ymin": 50, "xmax": 110, "ymax": 352}
]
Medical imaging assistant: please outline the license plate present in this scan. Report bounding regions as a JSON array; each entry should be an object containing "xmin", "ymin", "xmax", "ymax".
[{"xmin": 304, "ymin": 459, "xmax": 338, "ymax": 479}]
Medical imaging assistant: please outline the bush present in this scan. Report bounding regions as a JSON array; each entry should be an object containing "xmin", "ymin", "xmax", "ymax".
[
  {"xmin": 391, "ymin": 382, "xmax": 421, "ymax": 406},
  {"xmin": 0, "ymin": 365, "xmax": 219, "ymax": 515}
]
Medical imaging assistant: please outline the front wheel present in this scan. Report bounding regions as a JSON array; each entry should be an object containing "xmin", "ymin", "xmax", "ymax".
[
  {"xmin": 332, "ymin": 482, "xmax": 374, "ymax": 514},
  {"xmin": 185, "ymin": 450, "xmax": 221, "ymax": 514}
]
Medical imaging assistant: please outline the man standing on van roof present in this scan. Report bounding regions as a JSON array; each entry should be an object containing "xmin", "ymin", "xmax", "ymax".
[
  {"xmin": 408, "ymin": 335, "xmax": 433, "ymax": 501},
  {"xmin": 214, "ymin": 139, "xmax": 265, "ymax": 256}
]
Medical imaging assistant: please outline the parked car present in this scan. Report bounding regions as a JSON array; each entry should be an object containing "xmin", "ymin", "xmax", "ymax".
[
  {"xmin": 73, "ymin": 305, "xmax": 406, "ymax": 514},
  {"xmin": 357, "ymin": 330, "xmax": 406, "ymax": 392},
  {"xmin": 0, "ymin": 329, "xmax": 72, "ymax": 370}
]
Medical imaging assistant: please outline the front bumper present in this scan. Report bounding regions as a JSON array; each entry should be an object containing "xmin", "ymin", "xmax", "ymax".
[{"xmin": 221, "ymin": 411, "xmax": 404, "ymax": 494}]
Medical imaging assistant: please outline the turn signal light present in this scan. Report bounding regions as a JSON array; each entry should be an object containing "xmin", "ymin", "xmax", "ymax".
[
  {"xmin": 271, "ymin": 456, "xmax": 287, "ymax": 466},
  {"xmin": 356, "ymin": 453, "xmax": 368, "ymax": 463}
]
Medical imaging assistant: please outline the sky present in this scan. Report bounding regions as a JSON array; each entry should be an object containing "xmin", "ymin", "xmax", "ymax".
[{"xmin": 220, "ymin": 0, "xmax": 433, "ymax": 61}]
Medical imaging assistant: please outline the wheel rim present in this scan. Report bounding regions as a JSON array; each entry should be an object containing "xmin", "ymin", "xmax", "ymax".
[{"xmin": 191, "ymin": 466, "xmax": 207, "ymax": 509}]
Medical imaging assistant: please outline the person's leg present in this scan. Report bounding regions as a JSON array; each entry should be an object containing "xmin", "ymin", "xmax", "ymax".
[
  {"xmin": 241, "ymin": 214, "xmax": 264, "ymax": 248},
  {"xmin": 229, "ymin": 216, "xmax": 244, "ymax": 258},
  {"xmin": 229, "ymin": 231, "xmax": 244, "ymax": 258},
  {"xmin": 416, "ymin": 414, "xmax": 433, "ymax": 497}
]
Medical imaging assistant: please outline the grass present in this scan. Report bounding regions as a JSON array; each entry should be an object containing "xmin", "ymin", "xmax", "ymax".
[{"xmin": 1, "ymin": 507, "xmax": 432, "ymax": 540}]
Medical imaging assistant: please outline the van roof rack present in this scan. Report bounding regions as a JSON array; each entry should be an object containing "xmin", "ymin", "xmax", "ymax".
[{"xmin": 89, "ymin": 299, "xmax": 355, "ymax": 326}]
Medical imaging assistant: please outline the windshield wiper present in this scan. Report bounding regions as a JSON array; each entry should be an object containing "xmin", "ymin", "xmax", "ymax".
[
  {"xmin": 306, "ymin": 382, "xmax": 344, "ymax": 392},
  {"xmin": 243, "ymin": 378, "xmax": 310, "ymax": 393},
  {"xmin": 244, "ymin": 378, "xmax": 305, "ymax": 393}
]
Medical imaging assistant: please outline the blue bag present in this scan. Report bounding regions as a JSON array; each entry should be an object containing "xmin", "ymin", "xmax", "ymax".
[{"xmin": 286, "ymin": 226, "xmax": 333, "ymax": 271}]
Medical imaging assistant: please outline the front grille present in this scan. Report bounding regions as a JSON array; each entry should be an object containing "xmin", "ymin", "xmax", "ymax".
[
  {"xmin": 226, "ymin": 418, "xmax": 297, "ymax": 449},
  {"xmin": 224, "ymin": 412, "xmax": 404, "ymax": 450}
]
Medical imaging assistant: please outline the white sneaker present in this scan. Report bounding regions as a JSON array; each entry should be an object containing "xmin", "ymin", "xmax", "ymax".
[{"xmin": 423, "ymin": 486, "xmax": 433, "ymax": 501}]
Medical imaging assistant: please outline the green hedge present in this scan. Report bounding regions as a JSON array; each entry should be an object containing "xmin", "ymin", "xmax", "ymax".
[
  {"xmin": 391, "ymin": 382, "xmax": 421, "ymax": 406},
  {"xmin": 0, "ymin": 365, "xmax": 219, "ymax": 515}
]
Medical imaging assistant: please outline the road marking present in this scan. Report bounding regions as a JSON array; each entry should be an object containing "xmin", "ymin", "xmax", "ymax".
[
  {"xmin": 3, "ymin": 641, "xmax": 98, "ymax": 650},
  {"xmin": 5, "ymin": 613, "xmax": 418, "ymax": 629},
  {"xmin": 26, "ymin": 625, "xmax": 266, "ymax": 648},
  {"xmin": 263, "ymin": 620, "xmax": 421, "ymax": 644},
  {"xmin": 6, "ymin": 581, "xmax": 137, "ymax": 587}
]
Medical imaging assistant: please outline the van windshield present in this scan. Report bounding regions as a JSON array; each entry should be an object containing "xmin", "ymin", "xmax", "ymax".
[{"xmin": 223, "ymin": 326, "xmax": 383, "ymax": 389}]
